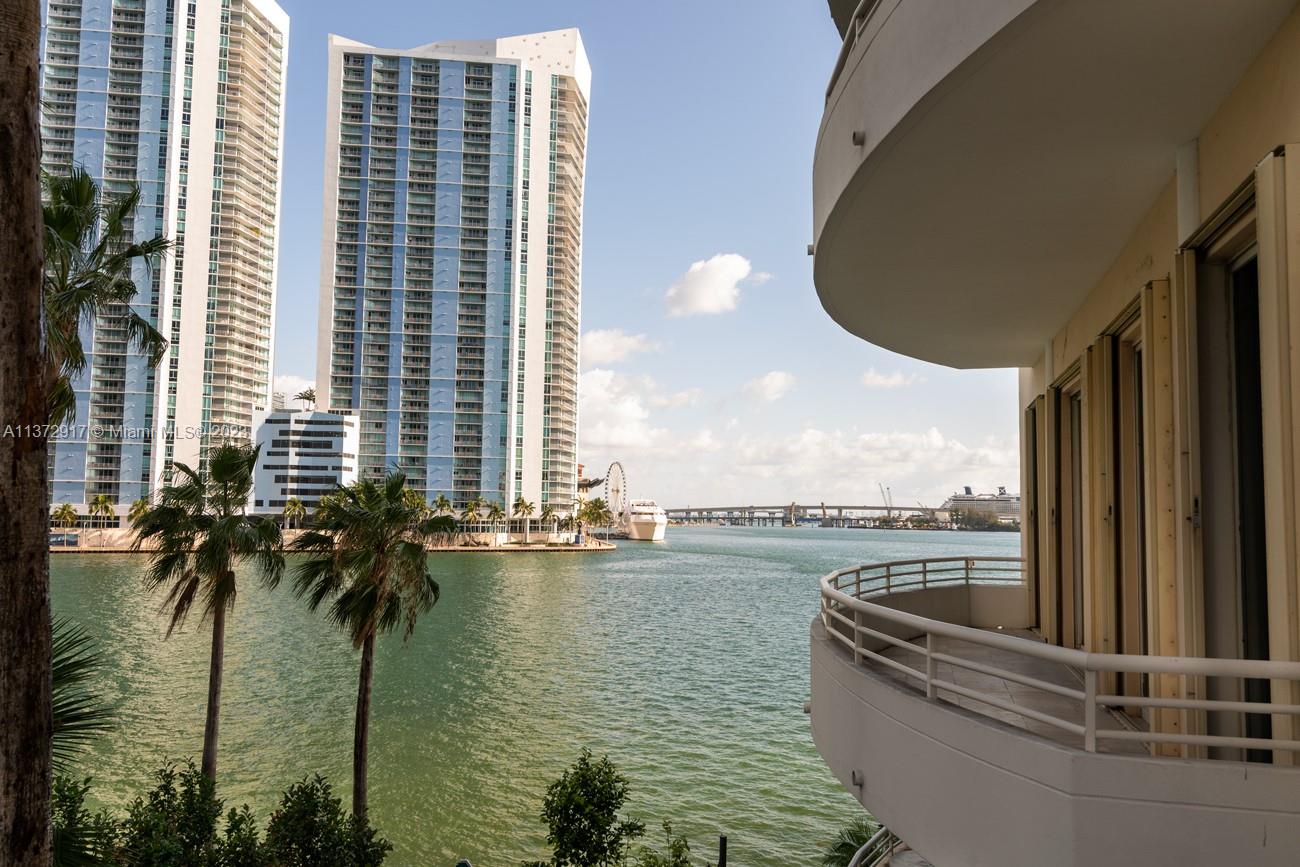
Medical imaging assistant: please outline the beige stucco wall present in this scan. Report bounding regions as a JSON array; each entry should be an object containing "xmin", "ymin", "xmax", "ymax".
[
  {"xmin": 1047, "ymin": 182, "xmax": 1179, "ymax": 377},
  {"xmin": 1033, "ymin": 3, "xmax": 1300, "ymax": 392},
  {"xmin": 1199, "ymin": 6, "xmax": 1300, "ymax": 217},
  {"xmin": 1018, "ymin": 4, "xmax": 1300, "ymax": 741}
]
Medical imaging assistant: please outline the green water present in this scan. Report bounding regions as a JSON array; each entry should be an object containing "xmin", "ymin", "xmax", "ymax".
[{"xmin": 51, "ymin": 526, "xmax": 1019, "ymax": 865}]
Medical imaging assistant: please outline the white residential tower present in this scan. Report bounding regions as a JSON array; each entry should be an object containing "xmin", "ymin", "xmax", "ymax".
[
  {"xmin": 316, "ymin": 29, "xmax": 590, "ymax": 512},
  {"xmin": 41, "ymin": 0, "xmax": 290, "ymax": 519}
]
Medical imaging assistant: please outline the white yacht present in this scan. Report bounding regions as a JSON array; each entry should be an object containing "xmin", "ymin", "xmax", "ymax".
[{"xmin": 623, "ymin": 499, "xmax": 667, "ymax": 542}]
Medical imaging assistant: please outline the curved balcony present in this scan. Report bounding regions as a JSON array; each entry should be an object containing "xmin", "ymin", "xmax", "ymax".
[
  {"xmin": 809, "ymin": 556, "xmax": 1300, "ymax": 867},
  {"xmin": 812, "ymin": 0, "xmax": 1297, "ymax": 368}
]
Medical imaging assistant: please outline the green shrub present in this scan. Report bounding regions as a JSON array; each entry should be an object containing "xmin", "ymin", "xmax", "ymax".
[
  {"xmin": 61, "ymin": 763, "xmax": 389, "ymax": 867},
  {"xmin": 633, "ymin": 821, "xmax": 700, "ymax": 867},
  {"xmin": 263, "ymin": 775, "xmax": 391, "ymax": 867},
  {"xmin": 52, "ymin": 776, "xmax": 117, "ymax": 867},
  {"xmin": 525, "ymin": 749, "xmax": 646, "ymax": 866},
  {"xmin": 118, "ymin": 761, "xmax": 223, "ymax": 866},
  {"xmin": 210, "ymin": 806, "xmax": 266, "ymax": 867}
]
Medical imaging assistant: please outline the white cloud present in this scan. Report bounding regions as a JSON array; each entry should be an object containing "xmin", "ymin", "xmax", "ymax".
[
  {"xmin": 749, "ymin": 271, "xmax": 774, "ymax": 284},
  {"xmin": 665, "ymin": 253, "xmax": 754, "ymax": 316},
  {"xmin": 273, "ymin": 374, "xmax": 314, "ymax": 397},
  {"xmin": 686, "ymin": 429, "xmax": 723, "ymax": 452},
  {"xmin": 650, "ymin": 386, "xmax": 701, "ymax": 409},
  {"xmin": 743, "ymin": 370, "xmax": 796, "ymax": 402},
  {"xmin": 579, "ymin": 420, "xmax": 1019, "ymax": 507},
  {"xmin": 578, "ymin": 368, "xmax": 669, "ymax": 451},
  {"xmin": 581, "ymin": 329, "xmax": 658, "ymax": 366},
  {"xmin": 720, "ymin": 426, "xmax": 1018, "ymax": 505},
  {"xmin": 861, "ymin": 368, "xmax": 925, "ymax": 389}
]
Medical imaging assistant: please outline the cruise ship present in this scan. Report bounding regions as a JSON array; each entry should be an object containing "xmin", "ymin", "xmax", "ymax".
[
  {"xmin": 622, "ymin": 499, "xmax": 667, "ymax": 542},
  {"xmin": 808, "ymin": 0, "xmax": 1300, "ymax": 864},
  {"xmin": 939, "ymin": 486, "xmax": 1021, "ymax": 523}
]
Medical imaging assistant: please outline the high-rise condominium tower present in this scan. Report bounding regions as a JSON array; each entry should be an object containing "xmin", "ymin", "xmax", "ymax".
[
  {"xmin": 317, "ymin": 29, "xmax": 589, "ymax": 512},
  {"xmin": 41, "ymin": 0, "xmax": 289, "ymax": 518}
]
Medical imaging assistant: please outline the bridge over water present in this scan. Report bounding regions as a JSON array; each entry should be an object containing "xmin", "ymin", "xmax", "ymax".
[{"xmin": 664, "ymin": 503, "xmax": 942, "ymax": 528}]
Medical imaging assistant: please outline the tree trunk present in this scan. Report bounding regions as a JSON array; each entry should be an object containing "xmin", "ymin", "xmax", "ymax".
[
  {"xmin": 353, "ymin": 632, "xmax": 375, "ymax": 821},
  {"xmin": 0, "ymin": 1, "xmax": 52, "ymax": 864},
  {"xmin": 201, "ymin": 601, "xmax": 227, "ymax": 783}
]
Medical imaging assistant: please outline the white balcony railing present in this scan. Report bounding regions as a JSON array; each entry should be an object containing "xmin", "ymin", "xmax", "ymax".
[
  {"xmin": 820, "ymin": 557, "xmax": 1300, "ymax": 758},
  {"xmin": 825, "ymin": 0, "xmax": 886, "ymax": 101}
]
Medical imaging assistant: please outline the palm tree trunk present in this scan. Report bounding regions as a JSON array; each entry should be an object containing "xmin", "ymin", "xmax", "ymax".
[
  {"xmin": 201, "ymin": 601, "xmax": 226, "ymax": 782},
  {"xmin": 0, "ymin": 1, "xmax": 52, "ymax": 863},
  {"xmin": 353, "ymin": 631, "xmax": 375, "ymax": 820}
]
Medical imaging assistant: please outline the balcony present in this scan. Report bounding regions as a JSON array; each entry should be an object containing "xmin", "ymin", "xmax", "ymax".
[
  {"xmin": 812, "ymin": 0, "xmax": 1296, "ymax": 367},
  {"xmin": 810, "ymin": 556, "xmax": 1300, "ymax": 867}
]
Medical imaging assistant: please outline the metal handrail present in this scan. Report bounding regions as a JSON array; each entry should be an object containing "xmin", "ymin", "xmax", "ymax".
[
  {"xmin": 847, "ymin": 825, "xmax": 899, "ymax": 867},
  {"xmin": 820, "ymin": 557, "xmax": 1300, "ymax": 757},
  {"xmin": 826, "ymin": 0, "xmax": 886, "ymax": 102}
]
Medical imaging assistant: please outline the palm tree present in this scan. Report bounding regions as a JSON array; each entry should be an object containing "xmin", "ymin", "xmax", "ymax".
[
  {"xmin": 43, "ymin": 169, "xmax": 170, "ymax": 424},
  {"xmin": 539, "ymin": 504, "xmax": 558, "ymax": 538},
  {"xmin": 282, "ymin": 496, "xmax": 307, "ymax": 530},
  {"xmin": 3, "ymin": 10, "xmax": 54, "ymax": 861},
  {"xmin": 127, "ymin": 496, "xmax": 150, "ymax": 525},
  {"xmin": 486, "ymin": 501, "xmax": 506, "ymax": 538},
  {"xmin": 293, "ymin": 387, "xmax": 316, "ymax": 409},
  {"xmin": 51, "ymin": 503, "xmax": 78, "ymax": 544},
  {"xmin": 513, "ymin": 496, "xmax": 535, "ymax": 543},
  {"xmin": 315, "ymin": 491, "xmax": 342, "ymax": 520},
  {"xmin": 291, "ymin": 472, "xmax": 439, "ymax": 820},
  {"xmin": 581, "ymin": 498, "xmax": 614, "ymax": 539},
  {"xmin": 433, "ymin": 493, "xmax": 453, "ymax": 517},
  {"xmin": 88, "ymin": 494, "xmax": 115, "ymax": 545},
  {"xmin": 402, "ymin": 487, "xmax": 433, "ymax": 520},
  {"xmin": 460, "ymin": 497, "xmax": 482, "ymax": 532},
  {"xmin": 132, "ymin": 443, "xmax": 284, "ymax": 783}
]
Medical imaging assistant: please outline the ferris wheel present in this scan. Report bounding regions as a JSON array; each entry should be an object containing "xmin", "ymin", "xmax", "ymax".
[{"xmin": 604, "ymin": 461, "xmax": 628, "ymax": 518}]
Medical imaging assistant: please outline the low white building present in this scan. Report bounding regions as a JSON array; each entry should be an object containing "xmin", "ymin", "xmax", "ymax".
[{"xmin": 251, "ymin": 410, "xmax": 359, "ymax": 517}]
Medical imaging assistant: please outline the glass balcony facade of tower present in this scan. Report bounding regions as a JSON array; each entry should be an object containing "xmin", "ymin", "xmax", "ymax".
[
  {"xmin": 41, "ymin": 0, "xmax": 175, "ymax": 509},
  {"xmin": 40, "ymin": 0, "xmax": 290, "ymax": 521},
  {"xmin": 318, "ymin": 30, "xmax": 589, "ymax": 512}
]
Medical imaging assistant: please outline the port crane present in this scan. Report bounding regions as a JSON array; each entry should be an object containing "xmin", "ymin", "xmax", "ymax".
[{"xmin": 878, "ymin": 483, "xmax": 895, "ymax": 520}]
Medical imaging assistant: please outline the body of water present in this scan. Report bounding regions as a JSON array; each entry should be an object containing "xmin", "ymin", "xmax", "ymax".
[{"xmin": 51, "ymin": 526, "xmax": 1019, "ymax": 865}]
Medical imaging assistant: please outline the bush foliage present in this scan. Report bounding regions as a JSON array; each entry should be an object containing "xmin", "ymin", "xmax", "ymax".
[
  {"xmin": 52, "ymin": 761, "xmax": 391, "ymax": 867},
  {"xmin": 525, "ymin": 751, "xmax": 710, "ymax": 867}
]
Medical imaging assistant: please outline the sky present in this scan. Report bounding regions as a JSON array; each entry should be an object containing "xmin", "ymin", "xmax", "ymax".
[{"xmin": 269, "ymin": 0, "xmax": 1021, "ymax": 508}]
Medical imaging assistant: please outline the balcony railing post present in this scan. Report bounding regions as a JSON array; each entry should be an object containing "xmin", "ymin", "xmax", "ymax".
[
  {"xmin": 855, "ymin": 568, "xmax": 862, "ymax": 599},
  {"xmin": 925, "ymin": 632, "xmax": 937, "ymax": 700},
  {"xmin": 921, "ymin": 560, "xmax": 928, "ymax": 589},
  {"xmin": 854, "ymin": 609, "xmax": 866, "ymax": 666},
  {"xmin": 1084, "ymin": 669, "xmax": 1098, "ymax": 752},
  {"xmin": 965, "ymin": 557, "xmax": 973, "ymax": 585},
  {"xmin": 885, "ymin": 563, "xmax": 892, "ymax": 593}
]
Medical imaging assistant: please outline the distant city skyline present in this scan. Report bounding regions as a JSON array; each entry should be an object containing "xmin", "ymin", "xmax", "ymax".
[{"xmin": 264, "ymin": 0, "xmax": 1019, "ymax": 508}]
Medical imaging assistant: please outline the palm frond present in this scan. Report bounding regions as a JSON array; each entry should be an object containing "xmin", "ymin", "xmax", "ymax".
[
  {"xmin": 294, "ymin": 472, "xmax": 440, "ymax": 648},
  {"xmin": 42, "ymin": 169, "xmax": 172, "ymax": 424},
  {"xmin": 821, "ymin": 818, "xmax": 879, "ymax": 867},
  {"xmin": 51, "ymin": 619, "xmax": 113, "ymax": 774}
]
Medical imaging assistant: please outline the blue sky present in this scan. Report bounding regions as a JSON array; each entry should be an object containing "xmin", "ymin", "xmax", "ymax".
[{"xmin": 270, "ymin": 0, "xmax": 1020, "ymax": 507}]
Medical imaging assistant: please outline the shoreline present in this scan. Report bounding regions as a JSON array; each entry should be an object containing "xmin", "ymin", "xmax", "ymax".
[{"xmin": 51, "ymin": 539, "xmax": 618, "ymax": 555}]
